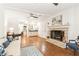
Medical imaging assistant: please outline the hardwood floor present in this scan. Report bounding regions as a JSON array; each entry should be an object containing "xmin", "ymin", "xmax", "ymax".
[{"xmin": 21, "ymin": 34, "xmax": 75, "ymax": 56}]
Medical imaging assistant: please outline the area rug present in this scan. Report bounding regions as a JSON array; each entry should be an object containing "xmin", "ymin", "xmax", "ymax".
[{"xmin": 21, "ymin": 46, "xmax": 43, "ymax": 56}]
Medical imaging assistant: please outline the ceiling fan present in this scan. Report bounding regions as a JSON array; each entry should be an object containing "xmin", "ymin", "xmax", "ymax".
[
  {"xmin": 53, "ymin": 3, "xmax": 59, "ymax": 6},
  {"xmin": 30, "ymin": 13, "xmax": 40, "ymax": 18}
]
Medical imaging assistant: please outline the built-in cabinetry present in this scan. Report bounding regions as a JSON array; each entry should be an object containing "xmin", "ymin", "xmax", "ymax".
[
  {"xmin": 28, "ymin": 19, "xmax": 38, "ymax": 36},
  {"xmin": 28, "ymin": 30, "xmax": 38, "ymax": 36}
]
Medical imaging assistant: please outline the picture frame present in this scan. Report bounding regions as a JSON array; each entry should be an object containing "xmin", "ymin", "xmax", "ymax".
[{"xmin": 52, "ymin": 15, "xmax": 62, "ymax": 25}]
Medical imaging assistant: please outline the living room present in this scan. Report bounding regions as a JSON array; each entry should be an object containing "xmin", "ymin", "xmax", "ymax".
[{"xmin": 0, "ymin": 3, "xmax": 79, "ymax": 56}]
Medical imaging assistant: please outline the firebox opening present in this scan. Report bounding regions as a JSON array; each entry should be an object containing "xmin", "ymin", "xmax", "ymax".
[{"xmin": 50, "ymin": 30, "xmax": 64, "ymax": 41}]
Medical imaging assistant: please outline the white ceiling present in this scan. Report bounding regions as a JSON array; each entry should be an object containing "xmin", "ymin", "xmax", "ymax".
[{"xmin": 3, "ymin": 3, "xmax": 79, "ymax": 15}]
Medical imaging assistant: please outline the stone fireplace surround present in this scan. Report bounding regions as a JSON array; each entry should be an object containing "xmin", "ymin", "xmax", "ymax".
[{"xmin": 47, "ymin": 25, "xmax": 69, "ymax": 48}]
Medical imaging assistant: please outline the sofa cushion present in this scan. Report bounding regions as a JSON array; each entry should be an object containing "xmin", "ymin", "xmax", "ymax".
[
  {"xmin": 2, "ymin": 41, "xmax": 10, "ymax": 48},
  {"xmin": 0, "ymin": 46, "xmax": 5, "ymax": 56}
]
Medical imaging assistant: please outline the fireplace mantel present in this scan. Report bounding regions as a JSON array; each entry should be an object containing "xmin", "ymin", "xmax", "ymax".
[{"xmin": 48, "ymin": 25, "xmax": 69, "ymax": 30}]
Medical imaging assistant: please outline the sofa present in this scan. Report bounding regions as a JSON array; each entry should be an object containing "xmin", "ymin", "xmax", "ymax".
[{"xmin": 0, "ymin": 37, "xmax": 21, "ymax": 56}]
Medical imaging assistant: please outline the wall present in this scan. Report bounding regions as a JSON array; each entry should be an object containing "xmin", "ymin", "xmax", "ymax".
[
  {"xmin": 73, "ymin": 6, "xmax": 79, "ymax": 39},
  {"xmin": 0, "ymin": 6, "xmax": 5, "ymax": 44},
  {"xmin": 4, "ymin": 9, "xmax": 29, "ymax": 34},
  {"xmin": 48, "ymin": 6, "xmax": 79, "ymax": 40},
  {"xmin": 38, "ymin": 16, "xmax": 48, "ymax": 38},
  {"xmin": 5, "ymin": 6, "xmax": 79, "ymax": 40},
  {"xmin": 4, "ymin": 8, "xmax": 49, "ymax": 39}
]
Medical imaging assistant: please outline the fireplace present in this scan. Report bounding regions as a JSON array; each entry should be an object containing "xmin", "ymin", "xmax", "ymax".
[
  {"xmin": 50, "ymin": 30, "xmax": 64, "ymax": 41},
  {"xmin": 47, "ymin": 25, "xmax": 69, "ymax": 48},
  {"xmin": 48, "ymin": 25, "xmax": 69, "ymax": 42}
]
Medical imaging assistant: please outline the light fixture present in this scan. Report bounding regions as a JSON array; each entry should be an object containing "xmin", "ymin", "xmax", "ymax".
[
  {"xmin": 30, "ymin": 13, "xmax": 38, "ymax": 18},
  {"xmin": 9, "ymin": 27, "xmax": 14, "ymax": 33},
  {"xmin": 53, "ymin": 3, "xmax": 59, "ymax": 6}
]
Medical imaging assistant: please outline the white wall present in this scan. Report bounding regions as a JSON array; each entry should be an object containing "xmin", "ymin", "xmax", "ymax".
[
  {"xmin": 38, "ymin": 16, "xmax": 48, "ymax": 38},
  {"xmin": 73, "ymin": 6, "xmax": 79, "ymax": 39},
  {"xmin": 0, "ymin": 6, "xmax": 5, "ymax": 44},
  {"xmin": 4, "ymin": 9, "xmax": 29, "ymax": 34},
  {"xmin": 4, "ymin": 8, "xmax": 49, "ymax": 39},
  {"xmin": 48, "ymin": 6, "xmax": 79, "ymax": 40},
  {"xmin": 4, "ymin": 6, "xmax": 79, "ymax": 40},
  {"xmin": 1, "ymin": 5, "xmax": 79, "ymax": 41},
  {"xmin": 0, "ymin": 8, "xmax": 4, "ymax": 37}
]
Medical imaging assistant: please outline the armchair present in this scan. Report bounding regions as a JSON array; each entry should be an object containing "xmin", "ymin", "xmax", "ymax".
[{"xmin": 66, "ymin": 40, "xmax": 79, "ymax": 55}]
